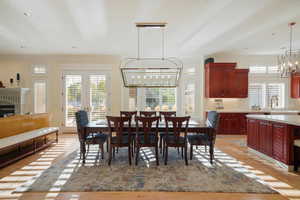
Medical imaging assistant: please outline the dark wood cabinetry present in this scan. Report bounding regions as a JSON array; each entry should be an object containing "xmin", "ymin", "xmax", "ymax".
[
  {"xmin": 247, "ymin": 118, "xmax": 294, "ymax": 165},
  {"xmin": 218, "ymin": 113, "xmax": 247, "ymax": 134},
  {"xmin": 205, "ymin": 62, "xmax": 249, "ymax": 98},
  {"xmin": 291, "ymin": 73, "xmax": 300, "ymax": 98}
]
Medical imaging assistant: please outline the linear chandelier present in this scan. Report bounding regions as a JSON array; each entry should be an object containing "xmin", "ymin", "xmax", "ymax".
[
  {"xmin": 278, "ymin": 22, "xmax": 300, "ymax": 78},
  {"xmin": 120, "ymin": 22, "xmax": 183, "ymax": 88}
]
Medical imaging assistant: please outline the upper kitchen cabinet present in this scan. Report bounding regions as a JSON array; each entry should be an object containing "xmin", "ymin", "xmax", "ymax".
[
  {"xmin": 291, "ymin": 73, "xmax": 300, "ymax": 98},
  {"xmin": 205, "ymin": 62, "xmax": 249, "ymax": 98}
]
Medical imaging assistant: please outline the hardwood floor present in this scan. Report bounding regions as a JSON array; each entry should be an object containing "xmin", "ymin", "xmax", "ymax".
[{"xmin": 0, "ymin": 134, "xmax": 299, "ymax": 200}]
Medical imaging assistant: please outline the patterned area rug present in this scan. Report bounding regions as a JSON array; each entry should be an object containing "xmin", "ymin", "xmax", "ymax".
[{"xmin": 16, "ymin": 146, "xmax": 277, "ymax": 193}]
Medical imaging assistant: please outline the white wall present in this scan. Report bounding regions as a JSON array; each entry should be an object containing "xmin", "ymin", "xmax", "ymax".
[{"xmin": 0, "ymin": 54, "xmax": 121, "ymax": 126}]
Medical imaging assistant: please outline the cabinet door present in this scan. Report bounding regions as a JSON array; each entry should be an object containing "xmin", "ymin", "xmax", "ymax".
[
  {"xmin": 259, "ymin": 121, "xmax": 273, "ymax": 156},
  {"xmin": 235, "ymin": 70, "xmax": 249, "ymax": 98},
  {"xmin": 210, "ymin": 68, "xmax": 226, "ymax": 97},
  {"xmin": 247, "ymin": 119, "xmax": 259, "ymax": 149},
  {"xmin": 291, "ymin": 74, "xmax": 300, "ymax": 98},
  {"xmin": 240, "ymin": 114, "xmax": 247, "ymax": 134},
  {"xmin": 272, "ymin": 123, "xmax": 286, "ymax": 163}
]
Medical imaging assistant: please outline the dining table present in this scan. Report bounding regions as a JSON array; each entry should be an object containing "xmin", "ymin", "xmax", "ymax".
[{"xmin": 80, "ymin": 119, "xmax": 214, "ymax": 164}]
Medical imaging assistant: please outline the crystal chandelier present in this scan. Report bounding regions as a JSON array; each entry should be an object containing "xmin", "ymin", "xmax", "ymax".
[
  {"xmin": 278, "ymin": 22, "xmax": 300, "ymax": 78},
  {"xmin": 120, "ymin": 23, "xmax": 183, "ymax": 88}
]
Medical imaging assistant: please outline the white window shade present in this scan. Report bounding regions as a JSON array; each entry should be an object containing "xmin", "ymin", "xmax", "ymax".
[
  {"xmin": 34, "ymin": 80, "xmax": 46, "ymax": 113},
  {"xmin": 267, "ymin": 83, "xmax": 284, "ymax": 108},
  {"xmin": 249, "ymin": 66, "xmax": 267, "ymax": 74},
  {"xmin": 128, "ymin": 88, "xmax": 137, "ymax": 111},
  {"xmin": 267, "ymin": 66, "xmax": 279, "ymax": 73},
  {"xmin": 89, "ymin": 75, "xmax": 107, "ymax": 121},
  {"xmin": 184, "ymin": 82, "xmax": 195, "ymax": 115},
  {"xmin": 144, "ymin": 88, "xmax": 176, "ymax": 111},
  {"xmin": 249, "ymin": 84, "xmax": 265, "ymax": 108}
]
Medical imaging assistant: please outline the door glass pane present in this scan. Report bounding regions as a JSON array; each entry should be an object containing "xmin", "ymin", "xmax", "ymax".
[
  {"xmin": 34, "ymin": 80, "xmax": 46, "ymax": 113},
  {"xmin": 89, "ymin": 75, "xmax": 107, "ymax": 121},
  {"xmin": 65, "ymin": 75, "xmax": 82, "ymax": 127}
]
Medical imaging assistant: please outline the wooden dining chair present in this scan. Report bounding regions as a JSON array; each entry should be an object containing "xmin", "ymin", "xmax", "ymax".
[
  {"xmin": 140, "ymin": 111, "xmax": 157, "ymax": 117},
  {"xmin": 187, "ymin": 111, "xmax": 219, "ymax": 164},
  {"xmin": 158, "ymin": 111, "xmax": 176, "ymax": 153},
  {"xmin": 135, "ymin": 116, "xmax": 160, "ymax": 166},
  {"xmin": 294, "ymin": 140, "xmax": 300, "ymax": 171},
  {"xmin": 164, "ymin": 116, "xmax": 190, "ymax": 165},
  {"xmin": 106, "ymin": 116, "xmax": 133, "ymax": 165},
  {"xmin": 75, "ymin": 110, "xmax": 107, "ymax": 162},
  {"xmin": 120, "ymin": 111, "xmax": 137, "ymax": 121}
]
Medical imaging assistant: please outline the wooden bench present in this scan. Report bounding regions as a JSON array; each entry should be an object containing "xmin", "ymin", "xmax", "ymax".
[{"xmin": 0, "ymin": 113, "xmax": 59, "ymax": 168}]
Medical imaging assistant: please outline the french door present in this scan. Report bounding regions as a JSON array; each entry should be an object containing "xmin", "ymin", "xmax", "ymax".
[{"xmin": 62, "ymin": 71, "xmax": 111, "ymax": 131}]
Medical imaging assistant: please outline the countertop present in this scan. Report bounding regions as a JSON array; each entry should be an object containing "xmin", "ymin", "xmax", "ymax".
[
  {"xmin": 246, "ymin": 114, "xmax": 300, "ymax": 126},
  {"xmin": 206, "ymin": 109, "xmax": 300, "ymax": 114}
]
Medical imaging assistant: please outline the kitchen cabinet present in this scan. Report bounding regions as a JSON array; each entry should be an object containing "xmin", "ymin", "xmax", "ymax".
[
  {"xmin": 218, "ymin": 113, "xmax": 247, "ymax": 134},
  {"xmin": 247, "ymin": 119, "xmax": 259, "ymax": 149},
  {"xmin": 258, "ymin": 121, "xmax": 273, "ymax": 157},
  {"xmin": 247, "ymin": 118, "xmax": 294, "ymax": 165},
  {"xmin": 205, "ymin": 62, "xmax": 249, "ymax": 98},
  {"xmin": 291, "ymin": 73, "xmax": 300, "ymax": 98}
]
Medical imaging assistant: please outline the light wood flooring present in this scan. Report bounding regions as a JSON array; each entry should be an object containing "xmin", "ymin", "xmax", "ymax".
[{"xmin": 0, "ymin": 134, "xmax": 299, "ymax": 200}]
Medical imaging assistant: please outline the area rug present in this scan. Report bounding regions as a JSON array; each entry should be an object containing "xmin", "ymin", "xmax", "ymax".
[{"xmin": 16, "ymin": 146, "xmax": 277, "ymax": 193}]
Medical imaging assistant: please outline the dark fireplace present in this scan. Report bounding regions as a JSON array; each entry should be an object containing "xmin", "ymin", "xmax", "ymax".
[{"xmin": 0, "ymin": 105, "xmax": 15, "ymax": 117}]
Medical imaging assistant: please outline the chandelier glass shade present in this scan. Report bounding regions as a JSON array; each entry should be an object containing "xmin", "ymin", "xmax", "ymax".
[
  {"xmin": 278, "ymin": 22, "xmax": 300, "ymax": 78},
  {"xmin": 120, "ymin": 23, "xmax": 183, "ymax": 88}
]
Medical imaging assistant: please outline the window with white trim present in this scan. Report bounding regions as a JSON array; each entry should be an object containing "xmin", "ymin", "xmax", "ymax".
[
  {"xmin": 143, "ymin": 88, "xmax": 176, "ymax": 111},
  {"xmin": 249, "ymin": 65, "xmax": 279, "ymax": 74},
  {"xmin": 128, "ymin": 88, "xmax": 137, "ymax": 111},
  {"xmin": 33, "ymin": 80, "xmax": 47, "ymax": 113},
  {"xmin": 32, "ymin": 64, "xmax": 47, "ymax": 74},
  {"xmin": 249, "ymin": 83, "xmax": 265, "ymax": 108},
  {"xmin": 184, "ymin": 81, "xmax": 195, "ymax": 115}
]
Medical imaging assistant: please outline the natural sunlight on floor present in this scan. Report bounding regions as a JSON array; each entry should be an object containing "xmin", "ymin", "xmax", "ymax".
[{"xmin": 0, "ymin": 136, "xmax": 299, "ymax": 200}]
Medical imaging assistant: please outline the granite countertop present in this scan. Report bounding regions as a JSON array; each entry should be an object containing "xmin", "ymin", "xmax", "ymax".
[
  {"xmin": 205, "ymin": 109, "xmax": 300, "ymax": 114},
  {"xmin": 246, "ymin": 114, "xmax": 300, "ymax": 126}
]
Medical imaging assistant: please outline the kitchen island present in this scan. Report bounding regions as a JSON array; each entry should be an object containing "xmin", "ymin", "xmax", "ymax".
[{"xmin": 247, "ymin": 115, "xmax": 300, "ymax": 171}]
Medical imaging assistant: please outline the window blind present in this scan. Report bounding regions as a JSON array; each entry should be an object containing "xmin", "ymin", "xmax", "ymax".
[
  {"xmin": 267, "ymin": 66, "xmax": 279, "ymax": 74},
  {"xmin": 89, "ymin": 75, "xmax": 107, "ymax": 122},
  {"xmin": 144, "ymin": 88, "xmax": 176, "ymax": 111},
  {"xmin": 266, "ymin": 83, "xmax": 284, "ymax": 108},
  {"xmin": 34, "ymin": 80, "xmax": 46, "ymax": 113},
  {"xmin": 249, "ymin": 84, "xmax": 265, "ymax": 108},
  {"xmin": 249, "ymin": 66, "xmax": 267, "ymax": 74},
  {"xmin": 128, "ymin": 88, "xmax": 137, "ymax": 111}
]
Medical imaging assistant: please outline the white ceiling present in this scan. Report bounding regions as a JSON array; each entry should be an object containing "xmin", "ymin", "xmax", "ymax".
[{"xmin": 0, "ymin": 0, "xmax": 300, "ymax": 57}]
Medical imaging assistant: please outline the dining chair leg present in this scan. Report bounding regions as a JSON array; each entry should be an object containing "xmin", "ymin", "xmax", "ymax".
[
  {"xmin": 190, "ymin": 144, "xmax": 193, "ymax": 160},
  {"xmin": 184, "ymin": 145, "xmax": 188, "ymax": 166},
  {"xmin": 155, "ymin": 145, "xmax": 159, "ymax": 166},
  {"xmin": 108, "ymin": 145, "xmax": 112, "ymax": 166},
  {"xmin": 164, "ymin": 146, "xmax": 168, "ymax": 165},
  {"xmin": 177, "ymin": 147, "xmax": 180, "ymax": 155},
  {"xmin": 205, "ymin": 145, "xmax": 207, "ymax": 153},
  {"xmin": 135, "ymin": 146, "xmax": 139, "ymax": 165},
  {"xmin": 294, "ymin": 146, "xmax": 299, "ymax": 172},
  {"xmin": 106, "ymin": 141, "xmax": 109, "ymax": 152},
  {"xmin": 181, "ymin": 147, "xmax": 184, "ymax": 159},
  {"xmin": 128, "ymin": 146, "xmax": 132, "ymax": 165},
  {"xmin": 101, "ymin": 144, "xmax": 104, "ymax": 159},
  {"xmin": 87, "ymin": 144, "xmax": 90, "ymax": 155},
  {"xmin": 113, "ymin": 147, "xmax": 115, "ymax": 159},
  {"xmin": 209, "ymin": 144, "xmax": 214, "ymax": 165}
]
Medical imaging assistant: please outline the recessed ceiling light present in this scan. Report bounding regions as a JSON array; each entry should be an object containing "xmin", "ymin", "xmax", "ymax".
[
  {"xmin": 23, "ymin": 12, "xmax": 31, "ymax": 17},
  {"xmin": 72, "ymin": 46, "xmax": 77, "ymax": 49},
  {"xmin": 20, "ymin": 45, "xmax": 26, "ymax": 49},
  {"xmin": 280, "ymin": 47, "xmax": 286, "ymax": 50},
  {"xmin": 243, "ymin": 48, "xmax": 249, "ymax": 50},
  {"xmin": 271, "ymin": 32, "xmax": 276, "ymax": 36}
]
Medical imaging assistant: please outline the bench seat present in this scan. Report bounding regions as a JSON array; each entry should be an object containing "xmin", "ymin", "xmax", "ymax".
[{"xmin": 0, "ymin": 127, "xmax": 59, "ymax": 149}]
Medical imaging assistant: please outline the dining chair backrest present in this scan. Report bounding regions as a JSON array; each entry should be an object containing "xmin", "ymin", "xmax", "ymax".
[
  {"xmin": 75, "ymin": 110, "xmax": 89, "ymax": 140},
  {"xmin": 106, "ymin": 116, "xmax": 132, "ymax": 145},
  {"xmin": 140, "ymin": 111, "xmax": 157, "ymax": 117},
  {"xmin": 159, "ymin": 111, "xmax": 176, "ymax": 122},
  {"xmin": 120, "ymin": 111, "xmax": 137, "ymax": 121},
  {"xmin": 165, "ymin": 116, "xmax": 190, "ymax": 141},
  {"xmin": 206, "ymin": 111, "xmax": 219, "ymax": 143},
  {"xmin": 135, "ymin": 116, "xmax": 159, "ymax": 145}
]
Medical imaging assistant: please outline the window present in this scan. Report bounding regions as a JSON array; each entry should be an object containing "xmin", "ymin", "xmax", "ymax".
[
  {"xmin": 32, "ymin": 64, "xmax": 47, "ymax": 74},
  {"xmin": 128, "ymin": 88, "xmax": 137, "ymax": 111},
  {"xmin": 34, "ymin": 80, "xmax": 46, "ymax": 113},
  {"xmin": 144, "ymin": 88, "xmax": 176, "ymax": 111},
  {"xmin": 249, "ymin": 83, "xmax": 285, "ymax": 109},
  {"xmin": 249, "ymin": 65, "xmax": 279, "ymax": 74},
  {"xmin": 184, "ymin": 82, "xmax": 195, "ymax": 115},
  {"xmin": 249, "ymin": 84, "xmax": 265, "ymax": 108}
]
